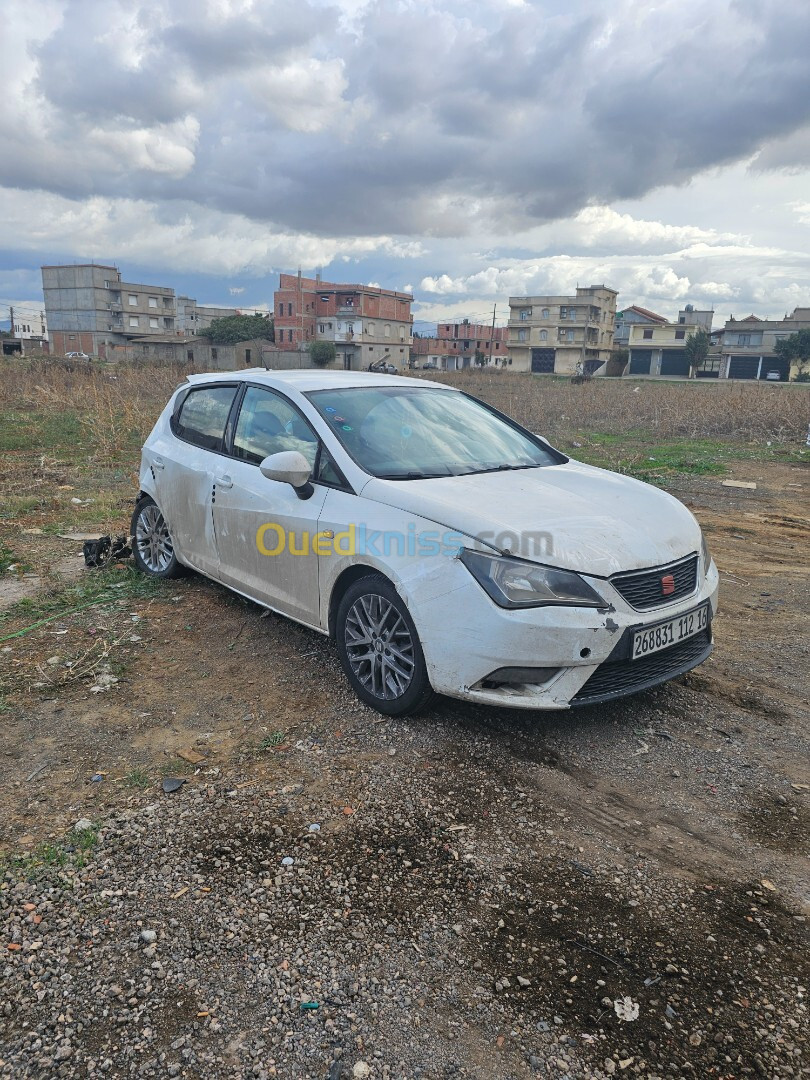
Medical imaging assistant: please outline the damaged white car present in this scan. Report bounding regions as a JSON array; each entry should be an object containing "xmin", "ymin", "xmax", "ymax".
[{"xmin": 134, "ymin": 370, "xmax": 719, "ymax": 715}]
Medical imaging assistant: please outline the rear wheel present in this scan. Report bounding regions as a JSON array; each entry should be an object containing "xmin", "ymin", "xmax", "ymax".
[
  {"xmin": 131, "ymin": 495, "xmax": 184, "ymax": 578},
  {"xmin": 336, "ymin": 574, "xmax": 434, "ymax": 716}
]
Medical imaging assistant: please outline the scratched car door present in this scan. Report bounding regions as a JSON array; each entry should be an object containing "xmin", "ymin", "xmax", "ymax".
[{"xmin": 212, "ymin": 385, "xmax": 327, "ymax": 625}]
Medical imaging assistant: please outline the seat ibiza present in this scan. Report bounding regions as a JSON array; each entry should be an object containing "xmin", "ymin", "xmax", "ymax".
[{"xmin": 133, "ymin": 370, "xmax": 719, "ymax": 715}]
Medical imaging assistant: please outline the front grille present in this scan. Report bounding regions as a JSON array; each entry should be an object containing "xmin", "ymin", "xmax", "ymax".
[
  {"xmin": 572, "ymin": 629, "xmax": 711, "ymax": 706},
  {"xmin": 611, "ymin": 554, "xmax": 698, "ymax": 610}
]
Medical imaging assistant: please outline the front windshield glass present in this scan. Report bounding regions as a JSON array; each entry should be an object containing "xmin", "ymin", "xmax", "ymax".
[{"xmin": 306, "ymin": 386, "xmax": 563, "ymax": 479}]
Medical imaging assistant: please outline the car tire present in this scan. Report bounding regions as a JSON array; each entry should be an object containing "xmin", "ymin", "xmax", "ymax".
[
  {"xmin": 335, "ymin": 574, "xmax": 435, "ymax": 716},
  {"xmin": 131, "ymin": 495, "xmax": 184, "ymax": 579}
]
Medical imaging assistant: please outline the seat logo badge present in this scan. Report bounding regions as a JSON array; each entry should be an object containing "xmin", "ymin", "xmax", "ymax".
[{"xmin": 661, "ymin": 573, "xmax": 676, "ymax": 595}]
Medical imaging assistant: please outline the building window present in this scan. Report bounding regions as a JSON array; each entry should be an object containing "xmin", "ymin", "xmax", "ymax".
[
  {"xmin": 245, "ymin": 348, "xmax": 251, "ymax": 364},
  {"xmin": 678, "ymin": 316, "xmax": 685, "ymax": 324},
  {"xmin": 540, "ymin": 330, "xmax": 548, "ymax": 341},
  {"xmin": 675, "ymin": 330, "xmax": 685, "ymax": 340},
  {"xmin": 211, "ymin": 348, "xmax": 218, "ymax": 360},
  {"xmin": 560, "ymin": 307, "xmax": 568, "ymax": 320},
  {"xmin": 519, "ymin": 309, "xmax": 531, "ymax": 321},
  {"xmin": 384, "ymin": 324, "xmax": 391, "ymax": 338},
  {"xmin": 279, "ymin": 304, "xmax": 284, "ymax": 316},
  {"xmin": 187, "ymin": 350, "xmax": 194, "ymax": 362},
  {"xmin": 738, "ymin": 334, "xmax": 751, "ymax": 346},
  {"xmin": 567, "ymin": 329, "xmax": 574, "ymax": 341},
  {"xmin": 518, "ymin": 329, "xmax": 527, "ymax": 342},
  {"xmin": 321, "ymin": 295, "xmax": 329, "ymax": 302},
  {"xmin": 643, "ymin": 329, "xmax": 653, "ymax": 340},
  {"xmin": 288, "ymin": 329, "xmax": 294, "ymax": 342},
  {"xmin": 128, "ymin": 294, "xmax": 138, "ymax": 306},
  {"xmin": 319, "ymin": 324, "xmax": 324, "ymax": 333},
  {"xmin": 346, "ymin": 323, "xmax": 354, "ymax": 334},
  {"xmin": 129, "ymin": 316, "xmax": 139, "ymax": 327},
  {"xmin": 288, "ymin": 303, "xmax": 293, "ymax": 316},
  {"xmin": 149, "ymin": 317, "xmax": 159, "ymax": 328},
  {"xmin": 148, "ymin": 297, "xmax": 158, "ymax": 309},
  {"xmin": 541, "ymin": 308, "xmax": 549, "ymax": 319},
  {"xmin": 367, "ymin": 322, "xmax": 374, "ymax": 335},
  {"xmin": 399, "ymin": 327, "xmax": 405, "ymax": 340}
]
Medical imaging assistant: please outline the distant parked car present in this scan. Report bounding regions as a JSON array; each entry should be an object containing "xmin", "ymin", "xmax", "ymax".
[
  {"xmin": 65, "ymin": 351, "xmax": 91, "ymax": 360},
  {"xmin": 764, "ymin": 370, "xmax": 782, "ymax": 381},
  {"xmin": 421, "ymin": 361, "xmax": 438, "ymax": 370},
  {"xmin": 368, "ymin": 358, "xmax": 398, "ymax": 374}
]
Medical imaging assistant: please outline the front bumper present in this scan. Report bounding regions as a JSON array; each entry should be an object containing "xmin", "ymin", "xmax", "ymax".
[{"xmin": 413, "ymin": 558, "xmax": 719, "ymax": 710}]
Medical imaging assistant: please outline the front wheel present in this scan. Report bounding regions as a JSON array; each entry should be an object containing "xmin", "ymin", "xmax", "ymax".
[
  {"xmin": 335, "ymin": 574, "xmax": 435, "ymax": 716},
  {"xmin": 131, "ymin": 496, "xmax": 184, "ymax": 578}
]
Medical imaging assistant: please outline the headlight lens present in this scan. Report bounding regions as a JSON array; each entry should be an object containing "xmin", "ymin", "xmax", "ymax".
[
  {"xmin": 701, "ymin": 532, "xmax": 712, "ymax": 577},
  {"xmin": 459, "ymin": 549, "xmax": 606, "ymax": 609}
]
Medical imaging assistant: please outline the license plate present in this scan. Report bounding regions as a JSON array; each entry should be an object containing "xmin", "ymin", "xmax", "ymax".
[{"xmin": 632, "ymin": 604, "xmax": 709, "ymax": 660}]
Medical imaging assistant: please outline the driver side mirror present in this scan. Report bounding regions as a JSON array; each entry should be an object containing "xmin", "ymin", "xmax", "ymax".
[{"xmin": 259, "ymin": 451, "xmax": 314, "ymax": 500}]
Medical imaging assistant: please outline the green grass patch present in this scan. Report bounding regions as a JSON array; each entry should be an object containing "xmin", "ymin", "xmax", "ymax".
[
  {"xmin": 123, "ymin": 767, "xmax": 152, "ymax": 790},
  {"xmin": 0, "ymin": 566, "xmax": 166, "ymax": 629},
  {"xmin": 0, "ymin": 823, "xmax": 100, "ymax": 880},
  {"xmin": 0, "ymin": 409, "xmax": 83, "ymax": 452},
  {"xmin": 0, "ymin": 542, "xmax": 32, "ymax": 575}
]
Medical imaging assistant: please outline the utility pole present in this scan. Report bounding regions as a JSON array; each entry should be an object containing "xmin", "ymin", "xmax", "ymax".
[
  {"xmin": 9, "ymin": 306, "xmax": 15, "ymax": 338},
  {"xmin": 488, "ymin": 304, "xmax": 496, "ymax": 366}
]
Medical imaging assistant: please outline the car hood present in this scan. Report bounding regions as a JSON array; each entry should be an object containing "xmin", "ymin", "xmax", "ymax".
[{"xmin": 359, "ymin": 461, "xmax": 701, "ymax": 578}]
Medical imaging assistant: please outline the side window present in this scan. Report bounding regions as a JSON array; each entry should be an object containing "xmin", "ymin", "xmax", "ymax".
[
  {"xmin": 316, "ymin": 445, "xmax": 344, "ymax": 487},
  {"xmin": 232, "ymin": 386, "xmax": 318, "ymax": 468},
  {"xmin": 174, "ymin": 385, "xmax": 238, "ymax": 451}
]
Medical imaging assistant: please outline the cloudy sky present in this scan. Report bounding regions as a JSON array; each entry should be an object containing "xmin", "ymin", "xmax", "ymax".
[{"xmin": 2, "ymin": 0, "xmax": 810, "ymax": 333}]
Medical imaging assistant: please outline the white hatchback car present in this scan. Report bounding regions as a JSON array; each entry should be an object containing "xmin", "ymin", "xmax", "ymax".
[{"xmin": 134, "ymin": 370, "xmax": 719, "ymax": 715}]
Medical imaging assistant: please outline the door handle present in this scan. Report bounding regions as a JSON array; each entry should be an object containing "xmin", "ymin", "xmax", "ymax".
[
  {"xmin": 153, "ymin": 456, "xmax": 165, "ymax": 470},
  {"xmin": 216, "ymin": 475, "xmax": 233, "ymax": 489}
]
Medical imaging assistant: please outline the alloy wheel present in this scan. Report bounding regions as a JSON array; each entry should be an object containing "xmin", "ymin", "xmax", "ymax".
[
  {"xmin": 344, "ymin": 592, "xmax": 415, "ymax": 700},
  {"xmin": 135, "ymin": 503, "xmax": 174, "ymax": 574}
]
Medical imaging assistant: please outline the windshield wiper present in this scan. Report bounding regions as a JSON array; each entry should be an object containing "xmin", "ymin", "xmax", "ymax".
[
  {"xmin": 376, "ymin": 470, "xmax": 449, "ymax": 480},
  {"xmin": 467, "ymin": 463, "xmax": 544, "ymax": 475}
]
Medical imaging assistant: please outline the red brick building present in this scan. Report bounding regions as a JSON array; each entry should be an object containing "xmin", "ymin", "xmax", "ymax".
[
  {"xmin": 412, "ymin": 320, "xmax": 508, "ymax": 370},
  {"xmin": 274, "ymin": 272, "xmax": 413, "ymax": 371}
]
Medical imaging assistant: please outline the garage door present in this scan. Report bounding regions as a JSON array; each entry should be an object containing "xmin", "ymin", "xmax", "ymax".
[
  {"xmin": 531, "ymin": 348, "xmax": 555, "ymax": 374},
  {"xmin": 759, "ymin": 358, "xmax": 790, "ymax": 381},
  {"xmin": 629, "ymin": 349, "xmax": 652, "ymax": 375},
  {"xmin": 660, "ymin": 350, "xmax": 690, "ymax": 377},
  {"xmin": 728, "ymin": 356, "xmax": 759, "ymax": 380}
]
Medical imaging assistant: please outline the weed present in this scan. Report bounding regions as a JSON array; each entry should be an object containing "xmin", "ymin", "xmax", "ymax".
[
  {"xmin": 0, "ymin": 566, "xmax": 164, "ymax": 626},
  {"xmin": 259, "ymin": 731, "xmax": 286, "ymax": 751},
  {"xmin": 0, "ymin": 824, "xmax": 99, "ymax": 880},
  {"xmin": 124, "ymin": 767, "xmax": 152, "ymax": 789},
  {"xmin": 0, "ymin": 543, "xmax": 31, "ymax": 575}
]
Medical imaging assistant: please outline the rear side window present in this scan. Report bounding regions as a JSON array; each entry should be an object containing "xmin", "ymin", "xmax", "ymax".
[{"xmin": 174, "ymin": 385, "xmax": 238, "ymax": 451}]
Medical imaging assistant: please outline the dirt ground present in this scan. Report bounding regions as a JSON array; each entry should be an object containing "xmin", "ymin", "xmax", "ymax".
[{"xmin": 1, "ymin": 446, "xmax": 808, "ymax": 1077}]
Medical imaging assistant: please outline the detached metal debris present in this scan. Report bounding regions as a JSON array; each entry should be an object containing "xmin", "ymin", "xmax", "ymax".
[{"xmin": 82, "ymin": 535, "xmax": 132, "ymax": 569}]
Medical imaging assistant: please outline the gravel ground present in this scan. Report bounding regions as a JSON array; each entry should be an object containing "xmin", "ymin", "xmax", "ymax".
[{"xmin": 1, "ymin": 468, "xmax": 809, "ymax": 1079}]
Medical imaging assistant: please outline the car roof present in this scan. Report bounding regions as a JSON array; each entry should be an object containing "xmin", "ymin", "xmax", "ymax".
[{"xmin": 184, "ymin": 368, "xmax": 451, "ymax": 392}]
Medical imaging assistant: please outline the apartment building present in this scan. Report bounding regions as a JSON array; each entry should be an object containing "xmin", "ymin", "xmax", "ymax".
[
  {"xmin": 274, "ymin": 272, "xmax": 413, "ymax": 370},
  {"xmin": 412, "ymin": 320, "xmax": 508, "ymax": 369},
  {"xmin": 42, "ymin": 264, "xmax": 177, "ymax": 358},
  {"xmin": 176, "ymin": 297, "xmax": 237, "ymax": 336},
  {"xmin": 719, "ymin": 308, "xmax": 810, "ymax": 381},
  {"xmin": 508, "ymin": 286, "xmax": 617, "ymax": 374},
  {"xmin": 622, "ymin": 304, "xmax": 716, "ymax": 377}
]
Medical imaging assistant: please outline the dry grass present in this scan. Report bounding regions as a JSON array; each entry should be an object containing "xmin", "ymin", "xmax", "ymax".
[
  {"xmin": 0, "ymin": 358, "xmax": 189, "ymax": 459},
  {"xmin": 430, "ymin": 370, "xmax": 809, "ymax": 444}
]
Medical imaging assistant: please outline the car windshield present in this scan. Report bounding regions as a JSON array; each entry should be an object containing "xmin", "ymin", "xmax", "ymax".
[{"xmin": 306, "ymin": 386, "xmax": 563, "ymax": 479}]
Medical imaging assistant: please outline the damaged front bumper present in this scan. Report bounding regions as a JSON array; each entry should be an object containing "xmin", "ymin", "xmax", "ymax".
[{"xmin": 415, "ymin": 559, "xmax": 720, "ymax": 710}]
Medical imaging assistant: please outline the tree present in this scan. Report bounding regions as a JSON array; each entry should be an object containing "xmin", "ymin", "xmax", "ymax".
[
  {"xmin": 198, "ymin": 313, "xmax": 274, "ymax": 345},
  {"xmin": 474, "ymin": 349, "xmax": 486, "ymax": 367},
  {"xmin": 605, "ymin": 347, "xmax": 629, "ymax": 376},
  {"xmin": 309, "ymin": 340, "xmax": 336, "ymax": 368},
  {"xmin": 683, "ymin": 328, "xmax": 710, "ymax": 378},
  {"xmin": 774, "ymin": 329, "xmax": 810, "ymax": 380}
]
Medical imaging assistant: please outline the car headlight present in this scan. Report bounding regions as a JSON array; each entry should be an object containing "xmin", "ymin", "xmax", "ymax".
[
  {"xmin": 459, "ymin": 549, "xmax": 606, "ymax": 609},
  {"xmin": 701, "ymin": 532, "xmax": 712, "ymax": 577}
]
